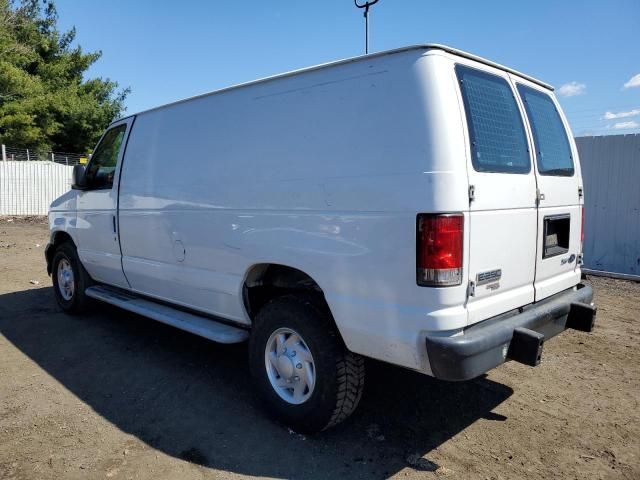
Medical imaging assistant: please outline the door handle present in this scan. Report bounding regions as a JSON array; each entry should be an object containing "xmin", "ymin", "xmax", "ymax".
[{"xmin": 112, "ymin": 215, "xmax": 117, "ymax": 234}]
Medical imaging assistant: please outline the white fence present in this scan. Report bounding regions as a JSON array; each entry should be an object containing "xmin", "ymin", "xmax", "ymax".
[
  {"xmin": 0, "ymin": 145, "xmax": 83, "ymax": 215},
  {"xmin": 576, "ymin": 133, "xmax": 640, "ymax": 280}
]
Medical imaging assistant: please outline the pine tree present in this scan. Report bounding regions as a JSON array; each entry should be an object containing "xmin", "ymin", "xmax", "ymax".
[{"xmin": 0, "ymin": 0, "xmax": 129, "ymax": 152}]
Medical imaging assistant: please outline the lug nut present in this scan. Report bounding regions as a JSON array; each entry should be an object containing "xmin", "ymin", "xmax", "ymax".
[
  {"xmin": 296, "ymin": 363, "xmax": 302, "ymax": 369},
  {"xmin": 291, "ymin": 351, "xmax": 296, "ymax": 357}
]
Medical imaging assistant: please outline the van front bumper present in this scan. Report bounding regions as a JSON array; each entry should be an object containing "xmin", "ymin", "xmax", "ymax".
[{"xmin": 425, "ymin": 283, "xmax": 595, "ymax": 381}]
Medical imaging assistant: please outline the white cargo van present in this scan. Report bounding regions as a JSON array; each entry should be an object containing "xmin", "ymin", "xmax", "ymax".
[{"xmin": 46, "ymin": 44, "xmax": 596, "ymax": 433}]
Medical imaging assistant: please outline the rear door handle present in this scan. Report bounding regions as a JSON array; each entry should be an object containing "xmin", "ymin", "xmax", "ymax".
[{"xmin": 112, "ymin": 215, "xmax": 117, "ymax": 234}]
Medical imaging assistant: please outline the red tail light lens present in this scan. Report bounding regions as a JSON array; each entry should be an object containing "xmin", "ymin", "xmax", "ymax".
[{"xmin": 417, "ymin": 214, "xmax": 464, "ymax": 287}]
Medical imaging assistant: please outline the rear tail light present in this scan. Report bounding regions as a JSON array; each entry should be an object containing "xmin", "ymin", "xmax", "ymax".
[{"xmin": 417, "ymin": 214, "xmax": 464, "ymax": 287}]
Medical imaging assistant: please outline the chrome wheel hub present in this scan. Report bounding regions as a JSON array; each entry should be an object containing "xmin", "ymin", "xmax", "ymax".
[
  {"xmin": 265, "ymin": 328, "xmax": 315, "ymax": 405},
  {"xmin": 57, "ymin": 258, "xmax": 75, "ymax": 301}
]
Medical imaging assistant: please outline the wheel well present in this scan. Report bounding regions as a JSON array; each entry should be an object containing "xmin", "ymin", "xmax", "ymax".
[
  {"xmin": 46, "ymin": 231, "xmax": 75, "ymax": 274},
  {"xmin": 243, "ymin": 264, "xmax": 331, "ymax": 321}
]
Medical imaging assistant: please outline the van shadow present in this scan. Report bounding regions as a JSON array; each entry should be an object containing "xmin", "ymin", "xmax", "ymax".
[{"xmin": 0, "ymin": 287, "xmax": 513, "ymax": 478}]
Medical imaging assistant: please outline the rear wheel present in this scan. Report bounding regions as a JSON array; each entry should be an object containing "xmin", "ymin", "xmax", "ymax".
[
  {"xmin": 249, "ymin": 294, "xmax": 365, "ymax": 433},
  {"xmin": 51, "ymin": 242, "xmax": 93, "ymax": 314}
]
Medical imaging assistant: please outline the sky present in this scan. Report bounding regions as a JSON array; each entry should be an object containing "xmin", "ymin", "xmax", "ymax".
[{"xmin": 55, "ymin": 0, "xmax": 640, "ymax": 137}]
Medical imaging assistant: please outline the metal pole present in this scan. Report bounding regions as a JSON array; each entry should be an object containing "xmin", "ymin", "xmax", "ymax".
[
  {"xmin": 26, "ymin": 148, "xmax": 30, "ymax": 161},
  {"xmin": 365, "ymin": 7, "xmax": 369, "ymax": 54},
  {"xmin": 354, "ymin": 0, "xmax": 379, "ymax": 55}
]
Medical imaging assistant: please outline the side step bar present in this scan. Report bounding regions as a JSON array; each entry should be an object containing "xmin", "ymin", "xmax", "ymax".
[{"xmin": 85, "ymin": 285, "xmax": 249, "ymax": 344}]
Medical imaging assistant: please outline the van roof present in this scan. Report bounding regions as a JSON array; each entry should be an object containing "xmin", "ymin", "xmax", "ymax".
[{"xmin": 118, "ymin": 44, "xmax": 553, "ymax": 121}]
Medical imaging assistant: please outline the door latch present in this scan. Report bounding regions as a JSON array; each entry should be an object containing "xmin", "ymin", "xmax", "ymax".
[{"xmin": 536, "ymin": 188, "xmax": 545, "ymax": 205}]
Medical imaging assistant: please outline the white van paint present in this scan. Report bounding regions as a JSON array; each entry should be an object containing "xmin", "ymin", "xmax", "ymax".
[{"xmin": 48, "ymin": 44, "xmax": 593, "ymax": 380}]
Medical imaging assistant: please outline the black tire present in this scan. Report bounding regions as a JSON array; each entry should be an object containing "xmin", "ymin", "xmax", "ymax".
[
  {"xmin": 51, "ymin": 241, "xmax": 93, "ymax": 314},
  {"xmin": 249, "ymin": 294, "xmax": 365, "ymax": 433}
]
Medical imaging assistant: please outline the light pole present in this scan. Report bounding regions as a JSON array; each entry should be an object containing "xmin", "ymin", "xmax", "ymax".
[{"xmin": 354, "ymin": 0, "xmax": 379, "ymax": 55}]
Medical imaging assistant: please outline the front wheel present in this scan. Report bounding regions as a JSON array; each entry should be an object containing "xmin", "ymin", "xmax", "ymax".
[
  {"xmin": 249, "ymin": 294, "xmax": 365, "ymax": 433},
  {"xmin": 51, "ymin": 242, "xmax": 93, "ymax": 314}
]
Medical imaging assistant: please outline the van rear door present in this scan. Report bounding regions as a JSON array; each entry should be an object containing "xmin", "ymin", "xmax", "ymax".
[
  {"xmin": 514, "ymin": 81, "xmax": 582, "ymax": 301},
  {"xmin": 455, "ymin": 64, "xmax": 538, "ymax": 324}
]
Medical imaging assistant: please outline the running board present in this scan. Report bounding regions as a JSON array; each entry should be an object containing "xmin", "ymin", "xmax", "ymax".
[{"xmin": 85, "ymin": 286, "xmax": 249, "ymax": 344}]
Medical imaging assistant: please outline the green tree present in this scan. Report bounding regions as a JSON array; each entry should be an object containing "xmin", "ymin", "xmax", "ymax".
[{"xmin": 0, "ymin": 0, "xmax": 129, "ymax": 152}]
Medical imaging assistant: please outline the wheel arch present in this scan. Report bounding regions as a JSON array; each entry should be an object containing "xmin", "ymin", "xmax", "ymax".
[
  {"xmin": 242, "ymin": 263, "xmax": 337, "ymax": 328},
  {"xmin": 46, "ymin": 230, "xmax": 76, "ymax": 275}
]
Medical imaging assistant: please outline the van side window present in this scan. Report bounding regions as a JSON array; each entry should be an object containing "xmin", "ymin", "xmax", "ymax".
[
  {"xmin": 456, "ymin": 65, "xmax": 530, "ymax": 174},
  {"xmin": 85, "ymin": 125, "xmax": 127, "ymax": 189},
  {"xmin": 516, "ymin": 85, "xmax": 574, "ymax": 176}
]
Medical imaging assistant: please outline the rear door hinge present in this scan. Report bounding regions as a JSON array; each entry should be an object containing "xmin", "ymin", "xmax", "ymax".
[
  {"xmin": 578, "ymin": 186, "xmax": 583, "ymax": 198},
  {"xmin": 468, "ymin": 184, "xmax": 475, "ymax": 203},
  {"xmin": 468, "ymin": 280, "xmax": 476, "ymax": 297},
  {"xmin": 577, "ymin": 253, "xmax": 584, "ymax": 266},
  {"xmin": 536, "ymin": 188, "xmax": 545, "ymax": 206}
]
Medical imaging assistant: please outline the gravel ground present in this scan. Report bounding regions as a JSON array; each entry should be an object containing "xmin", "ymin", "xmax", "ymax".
[{"xmin": 0, "ymin": 217, "xmax": 638, "ymax": 480}]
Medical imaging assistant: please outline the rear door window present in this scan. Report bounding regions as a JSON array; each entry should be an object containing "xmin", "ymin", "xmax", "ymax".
[
  {"xmin": 517, "ymin": 84, "xmax": 574, "ymax": 176},
  {"xmin": 456, "ymin": 65, "xmax": 530, "ymax": 174}
]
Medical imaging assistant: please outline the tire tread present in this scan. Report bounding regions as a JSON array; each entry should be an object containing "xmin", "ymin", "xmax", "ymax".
[
  {"xmin": 325, "ymin": 352, "xmax": 366, "ymax": 430},
  {"xmin": 249, "ymin": 293, "xmax": 366, "ymax": 433},
  {"xmin": 52, "ymin": 241, "xmax": 93, "ymax": 314}
]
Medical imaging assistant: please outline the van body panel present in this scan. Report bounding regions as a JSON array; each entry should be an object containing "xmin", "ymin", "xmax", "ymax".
[
  {"xmin": 74, "ymin": 117, "xmax": 134, "ymax": 288},
  {"xmin": 48, "ymin": 191, "xmax": 79, "ymax": 259},
  {"xmin": 533, "ymin": 205, "xmax": 582, "ymax": 299},
  {"xmin": 465, "ymin": 208, "xmax": 537, "ymax": 322},
  {"xmin": 450, "ymin": 56, "xmax": 538, "ymax": 324},
  {"xmin": 48, "ymin": 44, "xmax": 588, "ymax": 375},
  {"xmin": 513, "ymin": 76, "xmax": 583, "ymax": 301},
  {"xmin": 115, "ymin": 50, "xmax": 472, "ymax": 369}
]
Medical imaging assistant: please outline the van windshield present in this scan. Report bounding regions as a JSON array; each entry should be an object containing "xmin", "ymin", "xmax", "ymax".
[
  {"xmin": 456, "ymin": 65, "xmax": 530, "ymax": 174},
  {"xmin": 517, "ymin": 85, "xmax": 574, "ymax": 176}
]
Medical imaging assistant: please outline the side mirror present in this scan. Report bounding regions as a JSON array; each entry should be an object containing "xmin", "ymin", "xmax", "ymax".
[{"xmin": 71, "ymin": 164, "xmax": 87, "ymax": 190}]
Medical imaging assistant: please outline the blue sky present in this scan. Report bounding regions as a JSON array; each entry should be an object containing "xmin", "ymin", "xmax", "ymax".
[{"xmin": 56, "ymin": 0, "xmax": 640, "ymax": 136}]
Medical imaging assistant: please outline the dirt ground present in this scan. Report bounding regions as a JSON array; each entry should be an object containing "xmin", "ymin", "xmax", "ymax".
[{"xmin": 0, "ymin": 217, "xmax": 638, "ymax": 480}]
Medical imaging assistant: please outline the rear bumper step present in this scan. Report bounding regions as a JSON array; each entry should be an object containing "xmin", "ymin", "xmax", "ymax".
[
  {"xmin": 425, "ymin": 283, "xmax": 595, "ymax": 381},
  {"xmin": 85, "ymin": 285, "xmax": 249, "ymax": 344},
  {"xmin": 507, "ymin": 327, "xmax": 544, "ymax": 367},
  {"xmin": 566, "ymin": 302, "xmax": 596, "ymax": 332}
]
